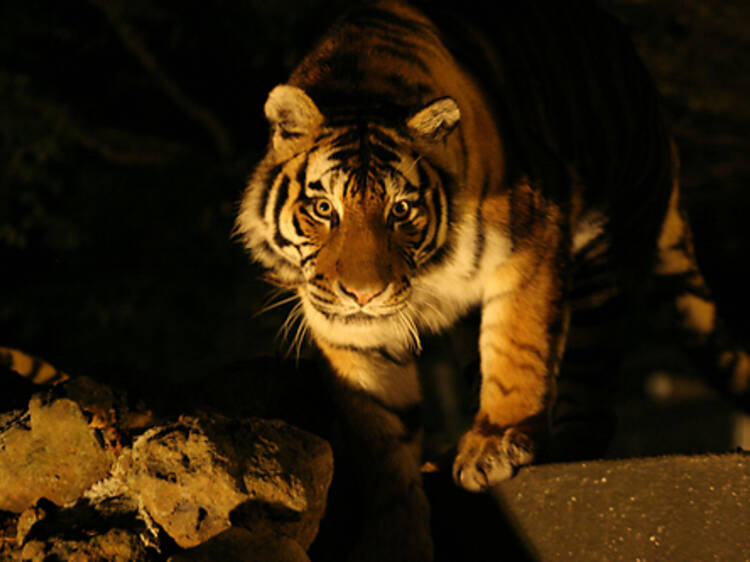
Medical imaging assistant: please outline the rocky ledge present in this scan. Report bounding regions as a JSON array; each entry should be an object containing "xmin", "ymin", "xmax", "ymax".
[
  {"xmin": 2, "ymin": 361, "xmax": 748, "ymax": 561},
  {"xmin": 0, "ymin": 371, "xmax": 333, "ymax": 561}
]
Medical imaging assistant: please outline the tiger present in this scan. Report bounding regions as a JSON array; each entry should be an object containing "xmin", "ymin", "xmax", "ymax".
[
  {"xmin": 0, "ymin": 347, "xmax": 70, "ymax": 386},
  {"xmin": 235, "ymin": 0, "xmax": 750, "ymax": 559}
]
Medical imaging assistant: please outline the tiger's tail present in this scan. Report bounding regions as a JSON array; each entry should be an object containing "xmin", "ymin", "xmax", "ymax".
[
  {"xmin": 0, "ymin": 347, "xmax": 70, "ymax": 386},
  {"xmin": 653, "ymin": 178, "xmax": 750, "ymax": 411}
]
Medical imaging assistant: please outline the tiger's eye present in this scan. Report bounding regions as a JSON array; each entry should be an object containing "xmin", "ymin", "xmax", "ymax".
[
  {"xmin": 391, "ymin": 200, "xmax": 411, "ymax": 219},
  {"xmin": 313, "ymin": 198, "xmax": 334, "ymax": 219}
]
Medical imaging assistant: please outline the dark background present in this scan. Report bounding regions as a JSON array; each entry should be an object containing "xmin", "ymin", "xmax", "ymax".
[{"xmin": 1, "ymin": 0, "xmax": 749, "ymax": 456}]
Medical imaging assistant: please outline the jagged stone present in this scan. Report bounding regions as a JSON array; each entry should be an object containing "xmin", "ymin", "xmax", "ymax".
[
  {"xmin": 20, "ymin": 528, "xmax": 147, "ymax": 562},
  {"xmin": 62, "ymin": 376, "xmax": 157, "ymax": 433},
  {"xmin": 15, "ymin": 502, "xmax": 50, "ymax": 546},
  {"xmin": 0, "ymin": 510, "xmax": 19, "ymax": 560},
  {"xmin": 122, "ymin": 417, "xmax": 249, "ymax": 549},
  {"xmin": 1, "ymin": 371, "xmax": 334, "ymax": 557},
  {"xmin": 87, "ymin": 414, "xmax": 334, "ymax": 550},
  {"xmin": 222, "ymin": 417, "xmax": 334, "ymax": 549},
  {"xmin": 0, "ymin": 394, "xmax": 115, "ymax": 513},
  {"xmin": 168, "ymin": 527, "xmax": 310, "ymax": 562},
  {"xmin": 14, "ymin": 495, "xmax": 151, "ymax": 551}
]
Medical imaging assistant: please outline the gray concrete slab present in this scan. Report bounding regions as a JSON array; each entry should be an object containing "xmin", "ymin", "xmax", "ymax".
[{"xmin": 492, "ymin": 453, "xmax": 749, "ymax": 561}]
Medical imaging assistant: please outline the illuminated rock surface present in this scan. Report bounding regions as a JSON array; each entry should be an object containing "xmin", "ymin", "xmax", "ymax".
[
  {"xmin": 0, "ymin": 371, "xmax": 333, "ymax": 561},
  {"xmin": 0, "ymin": 395, "xmax": 115, "ymax": 513}
]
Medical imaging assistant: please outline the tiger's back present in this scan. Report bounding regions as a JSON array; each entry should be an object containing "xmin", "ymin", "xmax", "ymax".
[{"xmin": 236, "ymin": 1, "xmax": 749, "ymax": 559}]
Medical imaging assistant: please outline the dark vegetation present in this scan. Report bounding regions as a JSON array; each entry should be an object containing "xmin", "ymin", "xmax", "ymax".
[{"xmin": 1, "ymin": 0, "xmax": 749, "ymax": 454}]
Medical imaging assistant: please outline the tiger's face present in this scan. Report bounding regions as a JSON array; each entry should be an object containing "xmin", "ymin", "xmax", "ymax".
[{"xmin": 237, "ymin": 86, "xmax": 461, "ymax": 353}]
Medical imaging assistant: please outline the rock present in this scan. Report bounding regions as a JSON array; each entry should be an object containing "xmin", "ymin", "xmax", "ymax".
[
  {"xmin": 122, "ymin": 417, "xmax": 249, "ymax": 549},
  {"xmin": 0, "ymin": 510, "xmax": 19, "ymax": 560},
  {"xmin": 223, "ymin": 417, "xmax": 334, "ymax": 549},
  {"xmin": 20, "ymin": 528, "xmax": 146, "ymax": 562},
  {"xmin": 15, "ymin": 495, "xmax": 149, "ymax": 547},
  {"xmin": 0, "ymin": 394, "xmax": 115, "ymax": 513},
  {"xmin": 15, "ymin": 502, "xmax": 51, "ymax": 546},
  {"xmin": 169, "ymin": 527, "xmax": 310, "ymax": 562},
  {"xmin": 1, "ymin": 371, "xmax": 334, "ymax": 558},
  {"xmin": 86, "ymin": 414, "xmax": 334, "ymax": 550}
]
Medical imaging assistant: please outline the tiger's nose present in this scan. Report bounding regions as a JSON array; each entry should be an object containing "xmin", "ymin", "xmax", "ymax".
[{"xmin": 338, "ymin": 282, "xmax": 386, "ymax": 306}]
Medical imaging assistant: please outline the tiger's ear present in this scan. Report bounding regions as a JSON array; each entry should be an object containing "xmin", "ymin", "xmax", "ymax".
[
  {"xmin": 406, "ymin": 97, "xmax": 461, "ymax": 142},
  {"xmin": 264, "ymin": 85, "xmax": 324, "ymax": 152}
]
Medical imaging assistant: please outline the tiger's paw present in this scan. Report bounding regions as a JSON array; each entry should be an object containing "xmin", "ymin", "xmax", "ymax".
[{"xmin": 452, "ymin": 425, "xmax": 537, "ymax": 492}]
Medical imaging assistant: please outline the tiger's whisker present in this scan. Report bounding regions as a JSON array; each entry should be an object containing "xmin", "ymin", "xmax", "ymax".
[
  {"xmin": 291, "ymin": 319, "xmax": 310, "ymax": 363},
  {"xmin": 398, "ymin": 308, "xmax": 422, "ymax": 353},
  {"xmin": 278, "ymin": 301, "xmax": 304, "ymax": 345},
  {"xmin": 402, "ymin": 154, "xmax": 423, "ymax": 176},
  {"xmin": 414, "ymin": 298, "xmax": 449, "ymax": 328},
  {"xmin": 255, "ymin": 292, "xmax": 300, "ymax": 317}
]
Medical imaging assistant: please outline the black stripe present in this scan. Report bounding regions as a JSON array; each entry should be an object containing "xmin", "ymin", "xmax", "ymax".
[
  {"xmin": 30, "ymin": 357, "xmax": 43, "ymax": 379},
  {"xmin": 418, "ymin": 177, "xmax": 447, "ymax": 259},
  {"xmin": 423, "ymin": 242, "xmax": 449, "ymax": 270},
  {"xmin": 458, "ymin": 128, "xmax": 469, "ymax": 181},
  {"xmin": 471, "ymin": 209, "xmax": 485, "ymax": 274},
  {"xmin": 329, "ymin": 148, "xmax": 359, "ymax": 162},
  {"xmin": 258, "ymin": 164, "xmax": 283, "ymax": 218},
  {"xmin": 400, "ymin": 180, "xmax": 419, "ymax": 195},
  {"xmin": 310, "ymin": 294, "xmax": 336, "ymax": 305},
  {"xmin": 272, "ymin": 176, "xmax": 292, "ymax": 248},
  {"xmin": 400, "ymin": 248, "xmax": 417, "ymax": 270},
  {"xmin": 298, "ymin": 205, "xmax": 318, "ymax": 223},
  {"xmin": 291, "ymin": 214, "xmax": 305, "ymax": 239},
  {"xmin": 331, "ymin": 128, "xmax": 360, "ymax": 148},
  {"xmin": 301, "ymin": 249, "xmax": 320, "ymax": 266},
  {"xmin": 574, "ymin": 232, "xmax": 609, "ymax": 260},
  {"xmin": 411, "ymin": 198, "xmax": 433, "ymax": 253},
  {"xmin": 424, "ymin": 187, "xmax": 442, "ymax": 255},
  {"xmin": 296, "ymin": 155, "xmax": 308, "ymax": 189},
  {"xmin": 314, "ymin": 131, "xmax": 334, "ymax": 143},
  {"xmin": 310, "ymin": 280, "xmax": 336, "ymax": 297},
  {"xmin": 310, "ymin": 302, "xmax": 335, "ymax": 319},
  {"xmin": 371, "ymin": 143, "xmax": 400, "ymax": 164},
  {"xmin": 339, "ymin": 174, "xmax": 353, "ymax": 198},
  {"xmin": 370, "ymin": 127, "xmax": 402, "ymax": 149},
  {"xmin": 48, "ymin": 373, "xmax": 67, "ymax": 385},
  {"xmin": 306, "ymin": 180, "xmax": 327, "ymax": 198}
]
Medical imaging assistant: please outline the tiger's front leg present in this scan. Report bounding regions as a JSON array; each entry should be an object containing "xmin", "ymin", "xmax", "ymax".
[
  {"xmin": 454, "ymin": 238, "xmax": 568, "ymax": 492},
  {"xmin": 316, "ymin": 340, "xmax": 434, "ymax": 562}
]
